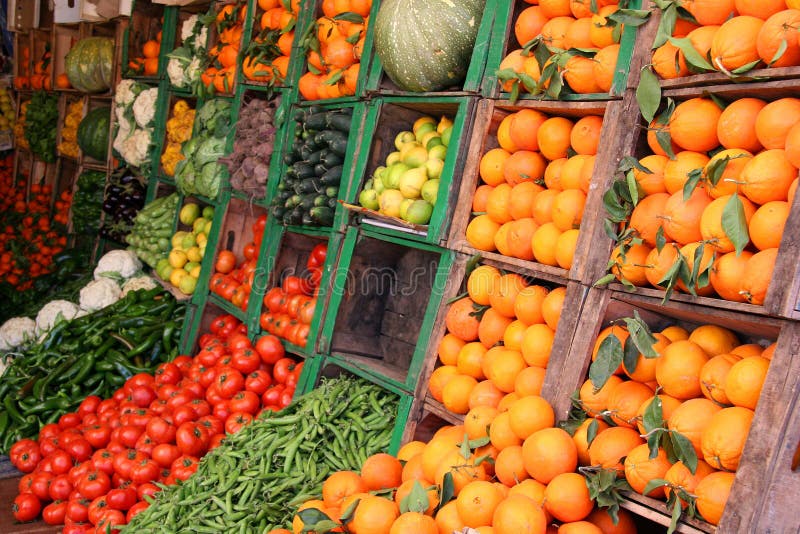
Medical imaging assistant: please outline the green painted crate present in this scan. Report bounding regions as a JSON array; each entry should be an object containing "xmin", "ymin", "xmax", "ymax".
[
  {"xmin": 482, "ymin": 0, "xmax": 642, "ymax": 100},
  {"xmin": 341, "ymin": 95, "xmax": 477, "ymax": 246},
  {"xmin": 364, "ymin": 0, "xmax": 502, "ymax": 96},
  {"xmin": 317, "ymin": 226, "xmax": 456, "ymax": 397},
  {"xmin": 121, "ymin": 0, "xmax": 172, "ymax": 81},
  {"xmin": 266, "ymin": 100, "xmax": 367, "ymax": 232}
]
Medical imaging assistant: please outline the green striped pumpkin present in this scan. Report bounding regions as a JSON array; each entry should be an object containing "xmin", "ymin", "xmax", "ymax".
[
  {"xmin": 374, "ymin": 0, "xmax": 484, "ymax": 92},
  {"xmin": 65, "ymin": 37, "xmax": 115, "ymax": 93}
]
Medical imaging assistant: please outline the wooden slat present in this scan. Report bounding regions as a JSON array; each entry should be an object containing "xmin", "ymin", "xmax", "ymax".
[{"xmin": 620, "ymin": 492, "xmax": 714, "ymax": 534}]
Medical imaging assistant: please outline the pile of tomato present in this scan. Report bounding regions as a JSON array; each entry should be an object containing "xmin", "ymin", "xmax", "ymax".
[
  {"xmin": 259, "ymin": 241, "xmax": 327, "ymax": 348},
  {"xmin": 210, "ymin": 214, "xmax": 268, "ymax": 311},
  {"xmin": 0, "ymin": 156, "xmax": 71, "ymax": 290},
  {"xmin": 9, "ymin": 314, "xmax": 302, "ymax": 533}
]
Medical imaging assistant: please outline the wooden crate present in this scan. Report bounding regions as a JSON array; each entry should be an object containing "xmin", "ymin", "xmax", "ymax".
[
  {"xmin": 482, "ymin": 0, "xmax": 642, "ymax": 100},
  {"xmin": 121, "ymin": 0, "xmax": 167, "ymax": 80},
  {"xmin": 318, "ymin": 226, "xmax": 457, "ymax": 395},
  {"xmin": 13, "ymin": 31, "xmax": 31, "ymax": 84},
  {"xmin": 447, "ymin": 96, "xmax": 638, "ymax": 285},
  {"xmin": 546, "ymin": 287, "xmax": 800, "ymax": 533},
  {"xmin": 51, "ymin": 23, "xmax": 82, "ymax": 92},
  {"xmin": 363, "ymin": 0, "xmax": 501, "ymax": 97},
  {"xmin": 342, "ymin": 95, "xmax": 478, "ymax": 246},
  {"xmin": 31, "ymin": 28, "xmax": 53, "ymax": 89},
  {"xmin": 56, "ymin": 93, "xmax": 85, "ymax": 162},
  {"xmin": 201, "ymin": 0, "xmax": 250, "ymax": 97},
  {"xmin": 599, "ymin": 82, "xmax": 800, "ymax": 320},
  {"xmin": 156, "ymin": 93, "xmax": 199, "ymax": 179}
]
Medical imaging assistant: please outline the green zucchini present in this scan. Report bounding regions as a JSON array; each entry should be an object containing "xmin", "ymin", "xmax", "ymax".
[
  {"xmin": 314, "ymin": 194, "xmax": 329, "ymax": 207},
  {"xmin": 325, "ymin": 186, "xmax": 339, "ymax": 198}
]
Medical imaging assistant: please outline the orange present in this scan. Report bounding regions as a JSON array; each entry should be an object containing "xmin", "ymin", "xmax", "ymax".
[
  {"xmin": 606, "ymin": 380, "xmax": 654, "ymax": 428},
  {"xmin": 624, "ymin": 332, "xmax": 669, "ymax": 383},
  {"xmin": 323, "ymin": 471, "xmax": 367, "ymax": 509},
  {"xmin": 635, "ymin": 394, "xmax": 682, "ymax": 435},
  {"xmin": 292, "ymin": 500, "xmax": 331, "ymax": 534},
  {"xmin": 570, "ymin": 115, "xmax": 604, "ymax": 156},
  {"xmin": 428, "ymin": 365, "xmax": 458, "ymax": 403},
  {"xmin": 351, "ymin": 495, "xmax": 399, "ymax": 534},
  {"xmin": 142, "ymin": 39, "xmax": 160, "ymax": 59},
  {"xmin": 633, "ymin": 155, "xmax": 669, "ymax": 196},
  {"xmin": 664, "ymin": 460, "xmax": 716, "ymax": 507},
  {"xmin": 735, "ymin": 0, "xmax": 785, "ymax": 18},
  {"xmin": 785, "ymin": 123, "xmax": 800, "ymax": 168},
  {"xmin": 564, "ymin": 55, "xmax": 603, "ymax": 94},
  {"xmin": 495, "ymin": 445, "xmax": 529, "ymax": 487},
  {"xmin": 508, "ymin": 395, "xmax": 555, "ymax": 440},
  {"xmin": 507, "ymin": 478, "xmax": 547, "ymax": 507},
  {"xmin": 663, "ymin": 151, "xmax": 710, "ymax": 195},
  {"xmin": 532, "ymin": 223, "xmax": 563, "ymax": 266},
  {"xmin": 755, "ymin": 97, "xmax": 800, "ymax": 149},
  {"xmin": 555, "ymin": 229, "xmax": 580, "ymax": 269},
  {"xmin": 710, "ymin": 250, "xmax": 754, "ymax": 302},
  {"xmin": 545, "ymin": 158, "xmax": 567, "ymax": 191},
  {"xmin": 520, "ymin": 325, "xmax": 555, "ymax": 368},
  {"xmin": 662, "ymin": 187, "xmax": 713, "ymax": 245},
  {"xmin": 560, "ymin": 155, "xmax": 591, "ymax": 191},
  {"xmin": 610, "ymin": 243, "xmax": 653, "ymax": 287},
  {"xmin": 468, "ymin": 265, "xmax": 500, "ymax": 306},
  {"xmin": 515, "ymin": 365, "xmax": 546, "ymax": 397},
  {"xmin": 590, "ymin": 6, "xmax": 620, "ymax": 48},
  {"xmin": 457, "ymin": 342, "xmax": 489, "ymax": 380},
  {"xmin": 434, "ymin": 449, "xmax": 487, "ymax": 494},
  {"xmin": 538, "ymin": 117, "xmax": 574, "ymax": 161},
  {"xmin": 551, "ymin": 189, "xmax": 587, "ymax": 232},
  {"xmin": 445, "ymin": 297, "xmax": 480, "ymax": 341},
  {"xmin": 710, "ymin": 16, "xmax": 765, "ymax": 71},
  {"xmin": 677, "ymin": 242, "xmax": 716, "ymax": 296},
  {"xmin": 757, "ymin": 10, "xmax": 800, "ymax": 67},
  {"xmin": 397, "ymin": 442, "xmax": 425, "ymax": 464},
  {"xmin": 695, "ymin": 471, "xmax": 736, "ymax": 525},
  {"xmin": 434, "ymin": 501, "xmax": 463, "ymax": 534},
  {"xmin": 532, "ymin": 188, "xmax": 558, "ymax": 225},
  {"xmin": 591, "ymin": 325, "xmax": 629, "ymax": 376},
  {"xmin": 504, "ymin": 150, "xmax": 547, "ymax": 186},
  {"xmin": 564, "ymin": 17, "xmax": 594, "ymax": 49},
  {"xmin": 509, "ymin": 182, "xmax": 545, "ymax": 220},
  {"xmin": 730, "ymin": 343, "xmax": 764, "ymax": 357},
  {"xmin": 509, "ymin": 109, "xmax": 549, "ymax": 152},
  {"xmin": 703, "ymin": 148, "xmax": 753, "ymax": 199},
  {"xmin": 699, "ymin": 353, "xmax": 742, "ymax": 405},
  {"xmin": 725, "ymin": 355, "xmax": 770, "ymax": 409},
  {"xmin": 541, "ymin": 286, "xmax": 565, "ymax": 331},
  {"xmin": 717, "ymin": 97, "xmax": 767, "ymax": 152},
  {"xmin": 661, "ymin": 325, "xmax": 690, "ymax": 342},
  {"xmin": 573, "ymin": 418, "xmax": 611, "ymax": 466},
  {"xmin": 389, "ymin": 511, "xmax": 437, "ymax": 534},
  {"xmin": 465, "ymin": 405, "xmax": 499, "ymax": 440},
  {"xmin": 361, "ymin": 453, "xmax": 402, "ymax": 491},
  {"xmin": 741, "ymin": 247, "xmax": 778, "ymax": 305},
  {"xmin": 494, "ymin": 223, "xmax": 514, "ymax": 257},
  {"xmin": 587, "ymin": 427, "xmax": 644, "ymax": 473},
  {"xmin": 522, "ymin": 428, "xmax": 577, "ymax": 484},
  {"xmin": 687, "ymin": 24, "xmax": 719, "ymax": 59},
  {"xmin": 492, "ymin": 495, "xmax": 548, "ymax": 534},
  {"xmin": 489, "ymin": 273, "xmax": 528, "ymax": 318},
  {"xmin": 644, "ymin": 245, "xmax": 678, "ymax": 289},
  {"xmin": 438, "ymin": 333, "xmax": 467, "ymax": 366},
  {"xmin": 623, "ymin": 444, "xmax": 672, "ymax": 497},
  {"xmin": 456, "ymin": 480, "xmax": 503, "ymax": 528},
  {"xmin": 498, "ymin": 392, "xmax": 521, "ymax": 413},
  {"xmin": 668, "ymin": 97, "xmax": 723, "ymax": 153},
  {"xmin": 586, "ymin": 508, "xmax": 638, "ymax": 534},
  {"xmin": 479, "ymin": 309, "xmax": 513, "ymax": 350},
  {"xmin": 466, "ymin": 214, "xmax": 500, "ymax": 251},
  {"xmin": 540, "ymin": 0, "xmax": 572, "ymax": 17},
  {"xmin": 541, "ymin": 16, "xmax": 575, "ymax": 50},
  {"xmin": 514, "ymin": 285, "xmax": 549, "ymax": 326},
  {"xmin": 681, "ymin": 0, "xmax": 736, "ymax": 25},
  {"xmin": 504, "ymin": 320, "xmax": 528, "ymax": 351},
  {"xmin": 593, "ymin": 44, "xmax": 620, "ymax": 93},
  {"xmin": 442, "ymin": 374, "xmax": 479, "ymax": 414},
  {"xmin": 762, "ymin": 342, "xmax": 777, "ymax": 360},
  {"xmin": 507, "ymin": 219, "xmax": 540, "ymax": 260},
  {"xmin": 487, "ymin": 183, "xmax": 514, "ymax": 224},
  {"xmin": 497, "ymin": 114, "xmax": 519, "ymax": 152},
  {"xmin": 469, "ymin": 380, "xmax": 505, "ymax": 409},
  {"xmin": 750, "ymin": 200, "xmax": 789, "ymax": 251},
  {"xmin": 647, "ymin": 118, "xmax": 678, "ymax": 157},
  {"xmin": 688, "ymin": 324, "xmax": 740, "ymax": 356},
  {"xmin": 740, "ymin": 149, "xmax": 796, "ymax": 204},
  {"xmin": 515, "ymin": 6, "xmax": 549, "ymax": 46},
  {"xmin": 700, "ymin": 194, "xmax": 757, "ymax": 253},
  {"xmin": 483, "ymin": 348, "xmax": 527, "ymax": 393},
  {"xmin": 701, "ymin": 406, "xmax": 754, "ymax": 470},
  {"xmin": 579, "ymin": 375, "xmax": 623, "ymax": 417},
  {"xmin": 669, "ymin": 398, "xmax": 723, "ymax": 457},
  {"xmin": 480, "ymin": 148, "xmax": 512, "ymax": 186},
  {"xmin": 544, "ymin": 472, "xmax": 593, "ymax": 523},
  {"xmin": 655, "ymin": 340, "xmax": 710, "ymax": 399}
]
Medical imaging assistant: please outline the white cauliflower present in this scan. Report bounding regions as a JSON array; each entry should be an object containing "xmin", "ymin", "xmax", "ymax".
[
  {"xmin": 121, "ymin": 275, "xmax": 157, "ymax": 297},
  {"xmin": 115, "ymin": 80, "xmax": 140, "ymax": 106},
  {"xmin": 0, "ymin": 317, "xmax": 37, "ymax": 349},
  {"xmin": 133, "ymin": 88, "xmax": 159, "ymax": 128},
  {"xmin": 120, "ymin": 129, "xmax": 153, "ymax": 167},
  {"xmin": 181, "ymin": 15, "xmax": 199, "ymax": 42},
  {"xmin": 94, "ymin": 249, "xmax": 143, "ymax": 280},
  {"xmin": 186, "ymin": 57, "xmax": 203, "ymax": 84},
  {"xmin": 193, "ymin": 26, "xmax": 208, "ymax": 52},
  {"xmin": 35, "ymin": 300, "xmax": 79, "ymax": 334},
  {"xmin": 113, "ymin": 116, "xmax": 132, "ymax": 155},
  {"xmin": 167, "ymin": 57, "xmax": 188, "ymax": 87},
  {"xmin": 80, "ymin": 278, "xmax": 122, "ymax": 312}
]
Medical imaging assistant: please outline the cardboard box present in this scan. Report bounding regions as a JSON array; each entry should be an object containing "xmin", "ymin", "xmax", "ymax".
[{"xmin": 7, "ymin": 0, "xmax": 40, "ymax": 31}]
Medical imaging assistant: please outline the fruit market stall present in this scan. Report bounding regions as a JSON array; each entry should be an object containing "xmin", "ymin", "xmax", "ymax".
[{"xmin": 1, "ymin": 0, "xmax": 800, "ymax": 533}]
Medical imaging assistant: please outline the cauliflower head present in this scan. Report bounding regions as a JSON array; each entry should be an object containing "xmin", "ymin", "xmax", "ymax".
[
  {"xmin": 186, "ymin": 57, "xmax": 203, "ymax": 84},
  {"xmin": 181, "ymin": 15, "xmax": 199, "ymax": 42},
  {"xmin": 0, "ymin": 317, "xmax": 37, "ymax": 349},
  {"xmin": 35, "ymin": 300, "xmax": 79, "ymax": 334},
  {"xmin": 80, "ymin": 278, "xmax": 122, "ymax": 312},
  {"xmin": 115, "ymin": 80, "xmax": 140, "ymax": 106},
  {"xmin": 121, "ymin": 275, "xmax": 158, "ymax": 297},
  {"xmin": 167, "ymin": 57, "xmax": 188, "ymax": 88},
  {"xmin": 120, "ymin": 129, "xmax": 153, "ymax": 168},
  {"xmin": 113, "ymin": 117, "xmax": 132, "ymax": 155},
  {"xmin": 94, "ymin": 249, "xmax": 143, "ymax": 280},
  {"xmin": 133, "ymin": 88, "xmax": 159, "ymax": 128}
]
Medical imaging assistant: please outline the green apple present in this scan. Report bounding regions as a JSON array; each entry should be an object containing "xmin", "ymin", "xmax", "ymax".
[
  {"xmin": 179, "ymin": 203, "xmax": 200, "ymax": 225},
  {"xmin": 379, "ymin": 189, "xmax": 405, "ymax": 218},
  {"xmin": 359, "ymin": 188, "xmax": 380, "ymax": 210},
  {"xmin": 406, "ymin": 199, "xmax": 433, "ymax": 225},
  {"xmin": 399, "ymin": 167, "xmax": 427, "ymax": 199},
  {"xmin": 421, "ymin": 179, "xmax": 440, "ymax": 205},
  {"xmin": 394, "ymin": 130, "xmax": 416, "ymax": 150},
  {"xmin": 202, "ymin": 206, "xmax": 215, "ymax": 219},
  {"xmin": 425, "ymin": 158, "xmax": 444, "ymax": 180}
]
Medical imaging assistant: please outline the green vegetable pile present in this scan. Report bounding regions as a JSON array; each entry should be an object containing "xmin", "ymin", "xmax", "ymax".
[
  {"xmin": 174, "ymin": 98, "xmax": 231, "ymax": 200},
  {"xmin": 271, "ymin": 106, "xmax": 352, "ymax": 226},
  {"xmin": 24, "ymin": 91, "xmax": 59, "ymax": 162},
  {"xmin": 72, "ymin": 170, "xmax": 106, "ymax": 236},
  {"xmin": 124, "ymin": 376, "xmax": 397, "ymax": 532},
  {"xmin": 0, "ymin": 287, "xmax": 185, "ymax": 452},
  {"xmin": 127, "ymin": 193, "xmax": 180, "ymax": 268}
]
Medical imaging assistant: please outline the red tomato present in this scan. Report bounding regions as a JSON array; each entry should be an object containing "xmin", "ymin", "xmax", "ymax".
[
  {"xmin": 129, "ymin": 385, "xmax": 157, "ymax": 408},
  {"xmin": 189, "ymin": 399, "xmax": 211, "ymax": 418},
  {"xmin": 171, "ymin": 405, "xmax": 197, "ymax": 426},
  {"xmin": 181, "ymin": 380, "xmax": 205, "ymax": 400},
  {"xmin": 130, "ymin": 459, "xmax": 160, "ymax": 485},
  {"xmin": 261, "ymin": 384, "xmax": 285, "ymax": 407},
  {"xmin": 137, "ymin": 482, "xmax": 159, "ymax": 501},
  {"xmin": 112, "ymin": 450, "xmax": 145, "ymax": 481},
  {"xmin": 106, "ymin": 487, "xmax": 137, "ymax": 512},
  {"xmin": 145, "ymin": 416, "xmax": 176, "ymax": 444},
  {"xmin": 197, "ymin": 415, "xmax": 224, "ymax": 437},
  {"xmin": 63, "ymin": 438, "xmax": 93, "ymax": 463},
  {"xmin": 126, "ymin": 373, "xmax": 155, "ymax": 391},
  {"xmin": 214, "ymin": 368, "xmax": 245, "ymax": 399},
  {"xmin": 12, "ymin": 493, "xmax": 42, "ymax": 522},
  {"xmin": 10, "ymin": 439, "xmax": 41, "ymax": 473},
  {"xmin": 127, "ymin": 501, "xmax": 149, "ymax": 523},
  {"xmin": 66, "ymin": 497, "xmax": 90, "ymax": 523},
  {"xmin": 273, "ymin": 358, "xmax": 298, "ymax": 384},
  {"xmin": 224, "ymin": 412, "xmax": 254, "ymax": 434},
  {"xmin": 298, "ymin": 298, "xmax": 316, "ymax": 325},
  {"xmin": 226, "ymin": 332, "xmax": 252, "ymax": 350},
  {"xmin": 209, "ymin": 314, "xmax": 238, "ymax": 336},
  {"xmin": 68, "ymin": 461, "xmax": 94, "ymax": 486},
  {"xmin": 39, "ymin": 437, "xmax": 60, "ymax": 458},
  {"xmin": 212, "ymin": 400, "xmax": 231, "ymax": 421},
  {"xmin": 172, "ymin": 355, "xmax": 194, "ymax": 373},
  {"xmin": 279, "ymin": 388, "xmax": 295, "ymax": 408},
  {"xmin": 151, "ymin": 443, "xmax": 181, "ymax": 468},
  {"xmin": 96, "ymin": 400, "xmax": 118, "ymax": 417},
  {"xmin": 116, "ymin": 425, "xmax": 144, "ymax": 449},
  {"xmin": 149, "ymin": 399, "xmax": 169, "ymax": 415},
  {"xmin": 18, "ymin": 473, "xmax": 35, "ymax": 494},
  {"xmin": 255, "ymin": 335, "xmax": 285, "ymax": 364},
  {"xmin": 263, "ymin": 288, "xmax": 284, "ymax": 314},
  {"xmin": 58, "ymin": 412, "xmax": 82, "ymax": 430},
  {"xmin": 231, "ymin": 347, "xmax": 261, "ymax": 374},
  {"xmin": 243, "ymin": 241, "xmax": 257, "ymax": 261},
  {"xmin": 48, "ymin": 450, "xmax": 73, "ymax": 475},
  {"xmin": 208, "ymin": 433, "xmax": 226, "ymax": 450},
  {"xmin": 175, "ymin": 422, "xmax": 208, "ymax": 457},
  {"xmin": 166, "ymin": 390, "xmax": 195, "ymax": 412},
  {"xmin": 154, "ymin": 362, "xmax": 182, "ymax": 386},
  {"xmin": 229, "ymin": 390, "xmax": 260, "ymax": 415},
  {"xmin": 282, "ymin": 275, "xmax": 311, "ymax": 296},
  {"xmin": 87, "ymin": 496, "xmax": 110, "ymax": 525},
  {"xmin": 196, "ymin": 343, "xmax": 225, "ymax": 367},
  {"xmin": 245, "ymin": 370, "xmax": 272, "ymax": 395},
  {"xmin": 308, "ymin": 267, "xmax": 322, "ymax": 289},
  {"xmin": 83, "ymin": 423, "xmax": 111, "ymax": 450},
  {"xmin": 42, "ymin": 499, "xmax": 67, "ymax": 525},
  {"xmin": 48, "ymin": 474, "xmax": 73, "ymax": 501},
  {"xmin": 135, "ymin": 433, "xmax": 157, "ymax": 457},
  {"xmin": 39, "ymin": 423, "xmax": 61, "ymax": 441},
  {"xmin": 95, "ymin": 508, "xmax": 125, "ymax": 532},
  {"xmin": 170, "ymin": 456, "xmax": 199, "ymax": 481},
  {"xmin": 90, "ymin": 449, "xmax": 114, "ymax": 476},
  {"xmin": 76, "ymin": 470, "xmax": 110, "ymax": 500},
  {"xmin": 308, "ymin": 243, "xmax": 327, "ymax": 269}
]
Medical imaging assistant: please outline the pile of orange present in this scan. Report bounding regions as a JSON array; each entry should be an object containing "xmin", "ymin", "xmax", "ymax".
[
  {"xmin": 578, "ymin": 320, "xmax": 774, "ymax": 525},
  {"xmin": 652, "ymin": 2, "xmax": 800, "ymax": 79},
  {"xmin": 466, "ymin": 108, "xmax": 603, "ymax": 269},
  {"xmin": 201, "ymin": 3, "xmax": 248, "ymax": 94},
  {"xmin": 241, "ymin": 0, "xmax": 299, "ymax": 85},
  {"xmin": 611, "ymin": 95, "xmax": 799, "ymax": 305},
  {"xmin": 127, "ymin": 31, "xmax": 162, "ymax": 77},
  {"xmin": 15, "ymin": 44, "xmax": 53, "ymax": 90},
  {"xmin": 297, "ymin": 0, "xmax": 371, "ymax": 100},
  {"xmin": 287, "ymin": 411, "xmax": 641, "ymax": 534},
  {"xmin": 497, "ymin": 0, "xmax": 625, "ymax": 95}
]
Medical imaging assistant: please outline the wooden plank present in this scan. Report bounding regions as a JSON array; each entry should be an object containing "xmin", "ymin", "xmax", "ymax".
[
  {"xmin": 619, "ymin": 492, "xmax": 714, "ymax": 534},
  {"xmin": 0, "ymin": 477, "xmax": 59, "ymax": 533}
]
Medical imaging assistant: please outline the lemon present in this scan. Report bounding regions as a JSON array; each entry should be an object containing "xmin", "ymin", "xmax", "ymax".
[
  {"xmin": 171, "ymin": 231, "xmax": 188, "ymax": 248},
  {"xmin": 168, "ymin": 249, "xmax": 188, "ymax": 269},
  {"xmin": 399, "ymin": 167, "xmax": 427, "ymax": 199},
  {"xmin": 178, "ymin": 275, "xmax": 197, "ymax": 295},
  {"xmin": 189, "ymin": 264, "xmax": 202, "ymax": 278},
  {"xmin": 169, "ymin": 268, "xmax": 188, "ymax": 287},
  {"xmin": 425, "ymin": 158, "xmax": 444, "ymax": 180},
  {"xmin": 402, "ymin": 145, "xmax": 428, "ymax": 168},
  {"xmin": 186, "ymin": 246, "xmax": 202, "ymax": 263},
  {"xmin": 379, "ymin": 189, "xmax": 405, "ymax": 218},
  {"xmin": 179, "ymin": 203, "xmax": 200, "ymax": 225},
  {"xmin": 394, "ymin": 130, "xmax": 415, "ymax": 150},
  {"xmin": 406, "ymin": 199, "xmax": 434, "ymax": 225},
  {"xmin": 437, "ymin": 116, "xmax": 453, "ymax": 134},
  {"xmin": 192, "ymin": 217, "xmax": 207, "ymax": 234},
  {"xmin": 413, "ymin": 116, "xmax": 436, "ymax": 134},
  {"xmin": 386, "ymin": 151, "xmax": 402, "ymax": 166}
]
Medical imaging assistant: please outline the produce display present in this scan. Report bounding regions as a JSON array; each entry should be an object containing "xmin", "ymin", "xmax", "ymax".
[
  {"xmin": 258, "ymin": 241, "xmax": 327, "ymax": 349},
  {"xmin": 126, "ymin": 29, "xmax": 162, "ymax": 78},
  {"xmin": 270, "ymin": 107, "xmax": 350, "ymax": 226},
  {"xmin": 64, "ymin": 37, "xmax": 115, "ymax": 93},
  {"xmin": 57, "ymin": 99, "xmax": 84, "ymax": 159},
  {"xmin": 606, "ymin": 95, "xmax": 797, "ymax": 305},
  {"xmin": 167, "ymin": 14, "xmax": 209, "ymax": 92},
  {"xmin": 113, "ymin": 80, "xmax": 160, "ymax": 170},
  {"xmin": 100, "ymin": 169, "xmax": 147, "ymax": 244},
  {"xmin": 210, "ymin": 213, "xmax": 267, "ymax": 311},
  {"xmin": 650, "ymin": 4, "xmax": 800, "ymax": 80},
  {"xmin": 127, "ymin": 193, "xmax": 180, "ymax": 268},
  {"xmin": 374, "ymin": 0, "xmax": 483, "ymax": 92},
  {"xmin": 174, "ymin": 98, "xmax": 231, "ymax": 200},
  {"xmin": 125, "ymin": 375, "xmax": 397, "ymax": 532},
  {"xmin": 496, "ymin": 2, "xmax": 632, "ymax": 97},
  {"xmin": 0, "ymin": 286, "xmax": 185, "ymax": 451},
  {"xmin": 466, "ymin": 109, "xmax": 602, "ymax": 269},
  {"xmin": 240, "ymin": 0, "xmax": 297, "ymax": 85},
  {"xmin": 358, "ymin": 114, "xmax": 452, "ymax": 226},
  {"xmin": 24, "ymin": 91, "xmax": 59, "ymax": 163},
  {"xmin": 160, "ymin": 99, "xmax": 195, "ymax": 178},
  {"xmin": 296, "ymin": 1, "xmax": 370, "ymax": 100},
  {"xmin": 155, "ymin": 201, "xmax": 215, "ymax": 296},
  {"xmin": 200, "ymin": 2, "xmax": 247, "ymax": 95},
  {"xmin": 221, "ymin": 95, "xmax": 279, "ymax": 195},
  {"xmin": 25, "ymin": 44, "xmax": 53, "ymax": 91},
  {"xmin": 12, "ymin": 43, "xmax": 31, "ymax": 90},
  {"xmin": 71, "ymin": 170, "xmax": 106, "ymax": 237},
  {"xmin": 77, "ymin": 106, "xmax": 111, "ymax": 162},
  {"xmin": 13, "ymin": 99, "xmax": 28, "ymax": 150}
]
